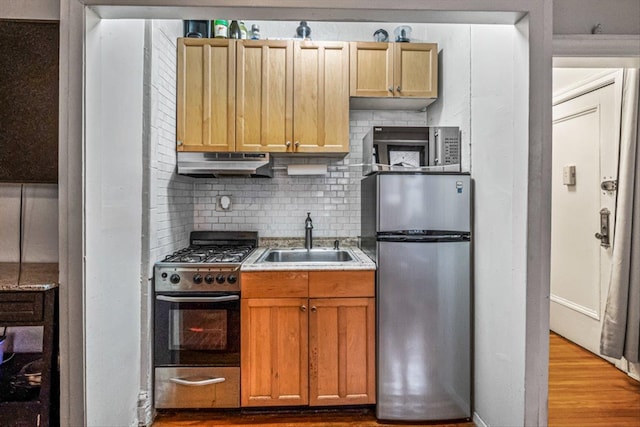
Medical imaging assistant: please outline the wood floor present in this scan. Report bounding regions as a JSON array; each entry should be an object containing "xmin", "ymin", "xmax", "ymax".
[
  {"xmin": 548, "ymin": 332, "xmax": 640, "ymax": 426},
  {"xmin": 153, "ymin": 333, "xmax": 640, "ymax": 426}
]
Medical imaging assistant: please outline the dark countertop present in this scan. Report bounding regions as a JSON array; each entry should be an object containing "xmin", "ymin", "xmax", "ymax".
[{"xmin": 0, "ymin": 263, "xmax": 59, "ymax": 291}]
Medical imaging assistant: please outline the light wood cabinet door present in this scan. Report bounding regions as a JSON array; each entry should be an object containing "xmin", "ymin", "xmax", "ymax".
[
  {"xmin": 236, "ymin": 40, "xmax": 293, "ymax": 153},
  {"xmin": 309, "ymin": 297, "xmax": 376, "ymax": 406},
  {"xmin": 349, "ymin": 42, "xmax": 393, "ymax": 97},
  {"xmin": 293, "ymin": 41, "xmax": 350, "ymax": 154},
  {"xmin": 350, "ymin": 42, "xmax": 438, "ymax": 99},
  {"xmin": 241, "ymin": 298, "xmax": 309, "ymax": 407},
  {"xmin": 176, "ymin": 38, "xmax": 235, "ymax": 151},
  {"xmin": 394, "ymin": 42, "xmax": 438, "ymax": 98}
]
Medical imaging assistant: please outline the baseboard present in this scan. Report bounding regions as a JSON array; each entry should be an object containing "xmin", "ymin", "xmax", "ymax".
[{"xmin": 473, "ymin": 411, "xmax": 489, "ymax": 427}]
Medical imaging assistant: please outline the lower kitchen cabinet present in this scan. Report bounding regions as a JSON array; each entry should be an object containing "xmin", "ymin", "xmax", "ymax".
[
  {"xmin": 240, "ymin": 270, "xmax": 375, "ymax": 408},
  {"xmin": 309, "ymin": 297, "xmax": 375, "ymax": 406},
  {"xmin": 241, "ymin": 298, "xmax": 309, "ymax": 407}
]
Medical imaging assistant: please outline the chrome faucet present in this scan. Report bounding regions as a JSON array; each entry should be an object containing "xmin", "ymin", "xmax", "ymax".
[{"xmin": 304, "ymin": 212, "xmax": 313, "ymax": 250}]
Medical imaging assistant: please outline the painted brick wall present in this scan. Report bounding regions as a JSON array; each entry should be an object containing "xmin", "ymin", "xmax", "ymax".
[
  {"xmin": 193, "ymin": 110, "xmax": 428, "ymax": 239},
  {"xmin": 147, "ymin": 20, "xmax": 194, "ymax": 264}
]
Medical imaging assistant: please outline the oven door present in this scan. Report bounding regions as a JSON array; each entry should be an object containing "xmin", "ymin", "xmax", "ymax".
[{"xmin": 154, "ymin": 293, "xmax": 240, "ymax": 366}]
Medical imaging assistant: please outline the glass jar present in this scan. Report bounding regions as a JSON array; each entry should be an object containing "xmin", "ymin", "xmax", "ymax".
[{"xmin": 213, "ymin": 20, "xmax": 228, "ymax": 38}]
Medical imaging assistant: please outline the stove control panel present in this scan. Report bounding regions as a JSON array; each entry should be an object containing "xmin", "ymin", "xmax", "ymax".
[{"xmin": 155, "ymin": 266, "xmax": 241, "ymax": 292}]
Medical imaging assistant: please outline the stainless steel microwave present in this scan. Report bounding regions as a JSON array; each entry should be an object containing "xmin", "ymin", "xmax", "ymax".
[{"xmin": 362, "ymin": 126, "xmax": 461, "ymax": 175}]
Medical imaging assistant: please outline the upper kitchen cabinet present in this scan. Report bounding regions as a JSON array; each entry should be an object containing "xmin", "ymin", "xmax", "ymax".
[
  {"xmin": 349, "ymin": 42, "xmax": 438, "ymax": 110},
  {"xmin": 292, "ymin": 41, "xmax": 350, "ymax": 154},
  {"xmin": 176, "ymin": 38, "xmax": 235, "ymax": 152},
  {"xmin": 177, "ymin": 39, "xmax": 349, "ymax": 154},
  {"xmin": 236, "ymin": 40, "xmax": 293, "ymax": 153}
]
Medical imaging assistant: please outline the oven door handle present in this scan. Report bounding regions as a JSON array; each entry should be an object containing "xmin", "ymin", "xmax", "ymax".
[
  {"xmin": 169, "ymin": 377, "xmax": 226, "ymax": 387},
  {"xmin": 156, "ymin": 295, "xmax": 239, "ymax": 303}
]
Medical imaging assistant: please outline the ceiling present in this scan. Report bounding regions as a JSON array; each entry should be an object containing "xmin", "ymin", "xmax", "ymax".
[{"xmin": 90, "ymin": 6, "xmax": 525, "ymax": 25}]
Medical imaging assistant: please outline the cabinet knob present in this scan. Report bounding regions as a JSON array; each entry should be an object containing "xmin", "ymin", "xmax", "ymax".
[
  {"xmin": 294, "ymin": 141, "xmax": 300, "ymax": 148},
  {"xmin": 177, "ymin": 141, "xmax": 183, "ymax": 146},
  {"xmin": 310, "ymin": 306, "xmax": 317, "ymax": 312},
  {"xmin": 396, "ymin": 86, "xmax": 401, "ymax": 92},
  {"xmin": 300, "ymin": 305, "xmax": 307, "ymax": 312},
  {"xmin": 285, "ymin": 140, "xmax": 291, "ymax": 147},
  {"xmin": 388, "ymin": 86, "xmax": 393, "ymax": 93}
]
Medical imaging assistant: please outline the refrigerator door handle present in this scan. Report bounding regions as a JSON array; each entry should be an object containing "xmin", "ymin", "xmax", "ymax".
[{"xmin": 377, "ymin": 233, "xmax": 470, "ymax": 243}]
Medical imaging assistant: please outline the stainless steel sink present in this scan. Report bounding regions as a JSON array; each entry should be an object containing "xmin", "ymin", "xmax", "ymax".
[{"xmin": 257, "ymin": 248, "xmax": 355, "ymax": 263}]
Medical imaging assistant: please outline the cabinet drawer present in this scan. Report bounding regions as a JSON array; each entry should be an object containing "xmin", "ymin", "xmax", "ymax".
[
  {"xmin": 155, "ymin": 367, "xmax": 240, "ymax": 409},
  {"xmin": 241, "ymin": 271, "xmax": 308, "ymax": 298},
  {"xmin": 309, "ymin": 271, "xmax": 375, "ymax": 298},
  {"xmin": 0, "ymin": 292, "xmax": 44, "ymax": 322}
]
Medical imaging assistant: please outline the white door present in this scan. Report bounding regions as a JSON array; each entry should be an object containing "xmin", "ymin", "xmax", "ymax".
[{"xmin": 550, "ymin": 71, "xmax": 622, "ymax": 358}]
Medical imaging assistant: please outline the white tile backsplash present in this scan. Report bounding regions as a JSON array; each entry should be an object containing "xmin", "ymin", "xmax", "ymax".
[{"xmin": 192, "ymin": 110, "xmax": 427, "ymax": 239}]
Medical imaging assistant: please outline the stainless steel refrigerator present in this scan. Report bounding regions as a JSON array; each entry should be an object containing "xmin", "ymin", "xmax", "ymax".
[{"xmin": 361, "ymin": 172, "xmax": 472, "ymax": 422}]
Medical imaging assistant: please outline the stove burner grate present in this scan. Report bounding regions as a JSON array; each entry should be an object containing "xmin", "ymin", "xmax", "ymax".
[{"xmin": 161, "ymin": 245, "xmax": 254, "ymax": 264}]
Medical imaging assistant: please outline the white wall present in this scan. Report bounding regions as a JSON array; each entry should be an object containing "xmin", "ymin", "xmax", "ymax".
[
  {"xmin": 471, "ymin": 25, "xmax": 528, "ymax": 426},
  {"xmin": 85, "ymin": 15, "xmax": 145, "ymax": 427},
  {"xmin": 424, "ymin": 24, "xmax": 472, "ymax": 172}
]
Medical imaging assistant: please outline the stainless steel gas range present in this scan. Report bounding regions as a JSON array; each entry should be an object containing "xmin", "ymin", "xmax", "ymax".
[{"xmin": 153, "ymin": 231, "xmax": 258, "ymax": 409}]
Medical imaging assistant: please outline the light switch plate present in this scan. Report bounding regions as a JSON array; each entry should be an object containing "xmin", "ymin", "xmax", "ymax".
[{"xmin": 563, "ymin": 165, "xmax": 576, "ymax": 186}]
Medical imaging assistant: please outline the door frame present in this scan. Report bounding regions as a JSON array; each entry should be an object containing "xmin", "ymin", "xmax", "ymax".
[{"xmin": 552, "ymin": 37, "xmax": 640, "ymax": 377}]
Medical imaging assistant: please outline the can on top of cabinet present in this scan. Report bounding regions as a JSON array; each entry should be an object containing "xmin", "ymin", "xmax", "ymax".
[{"xmin": 213, "ymin": 20, "xmax": 228, "ymax": 38}]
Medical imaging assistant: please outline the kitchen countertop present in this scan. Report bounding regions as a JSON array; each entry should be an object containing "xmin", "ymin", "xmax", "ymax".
[
  {"xmin": 241, "ymin": 247, "xmax": 376, "ymax": 272},
  {"xmin": 0, "ymin": 263, "xmax": 59, "ymax": 291}
]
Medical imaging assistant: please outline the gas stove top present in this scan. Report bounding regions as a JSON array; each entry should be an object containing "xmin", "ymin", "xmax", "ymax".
[
  {"xmin": 161, "ymin": 245, "xmax": 254, "ymax": 264},
  {"xmin": 154, "ymin": 231, "xmax": 258, "ymax": 293}
]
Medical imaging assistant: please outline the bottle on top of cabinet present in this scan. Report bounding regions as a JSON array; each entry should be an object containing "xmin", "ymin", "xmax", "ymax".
[
  {"xmin": 229, "ymin": 20, "xmax": 241, "ymax": 39},
  {"xmin": 213, "ymin": 19, "xmax": 228, "ymax": 38},
  {"xmin": 239, "ymin": 21, "xmax": 248, "ymax": 39}
]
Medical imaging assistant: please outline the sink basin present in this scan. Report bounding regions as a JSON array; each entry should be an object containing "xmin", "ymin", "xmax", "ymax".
[{"xmin": 257, "ymin": 248, "xmax": 354, "ymax": 263}]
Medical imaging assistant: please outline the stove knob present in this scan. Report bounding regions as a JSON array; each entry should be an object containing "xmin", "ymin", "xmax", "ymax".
[
  {"xmin": 227, "ymin": 274, "xmax": 237, "ymax": 284},
  {"xmin": 205, "ymin": 274, "xmax": 214, "ymax": 284},
  {"xmin": 170, "ymin": 274, "xmax": 180, "ymax": 284},
  {"xmin": 193, "ymin": 274, "xmax": 203, "ymax": 284},
  {"xmin": 215, "ymin": 274, "xmax": 226, "ymax": 284}
]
